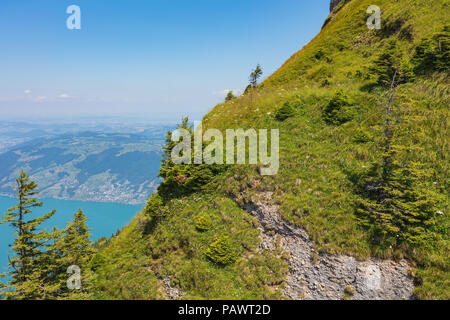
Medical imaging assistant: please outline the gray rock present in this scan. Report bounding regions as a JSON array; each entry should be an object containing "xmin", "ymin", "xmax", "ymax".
[
  {"xmin": 243, "ymin": 192, "xmax": 415, "ymax": 300},
  {"xmin": 162, "ymin": 277, "xmax": 186, "ymax": 300},
  {"xmin": 330, "ymin": 0, "xmax": 343, "ymax": 12}
]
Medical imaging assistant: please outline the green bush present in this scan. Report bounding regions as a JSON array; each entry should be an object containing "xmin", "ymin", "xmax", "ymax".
[
  {"xmin": 369, "ymin": 39, "xmax": 414, "ymax": 86},
  {"xmin": 205, "ymin": 235, "xmax": 238, "ymax": 265},
  {"xmin": 144, "ymin": 193, "xmax": 168, "ymax": 218},
  {"xmin": 321, "ymin": 77, "xmax": 331, "ymax": 87},
  {"xmin": 275, "ymin": 101, "xmax": 296, "ymax": 121},
  {"xmin": 344, "ymin": 286, "xmax": 355, "ymax": 295},
  {"xmin": 158, "ymin": 117, "xmax": 227, "ymax": 199},
  {"xmin": 412, "ymin": 26, "xmax": 450, "ymax": 75},
  {"xmin": 322, "ymin": 90, "xmax": 356, "ymax": 125},
  {"xmin": 356, "ymin": 158, "xmax": 442, "ymax": 249},
  {"xmin": 343, "ymin": 286, "xmax": 355, "ymax": 299},
  {"xmin": 195, "ymin": 213, "xmax": 212, "ymax": 231}
]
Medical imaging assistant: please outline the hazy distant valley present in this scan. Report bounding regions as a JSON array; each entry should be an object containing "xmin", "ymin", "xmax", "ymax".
[{"xmin": 0, "ymin": 120, "xmax": 172, "ymax": 204}]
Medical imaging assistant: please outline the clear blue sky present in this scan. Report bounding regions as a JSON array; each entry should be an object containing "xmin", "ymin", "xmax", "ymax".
[{"xmin": 0, "ymin": 0, "xmax": 329, "ymax": 120}]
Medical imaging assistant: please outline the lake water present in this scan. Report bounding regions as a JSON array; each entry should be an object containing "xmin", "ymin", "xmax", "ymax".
[{"xmin": 0, "ymin": 196, "xmax": 144, "ymax": 278}]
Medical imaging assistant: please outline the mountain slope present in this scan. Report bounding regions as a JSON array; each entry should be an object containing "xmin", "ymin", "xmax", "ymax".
[{"xmin": 92, "ymin": 0, "xmax": 449, "ymax": 299}]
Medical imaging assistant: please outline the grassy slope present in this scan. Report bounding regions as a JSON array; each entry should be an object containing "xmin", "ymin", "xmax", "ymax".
[
  {"xmin": 93, "ymin": 0, "xmax": 449, "ymax": 299},
  {"xmin": 92, "ymin": 194, "xmax": 288, "ymax": 299}
]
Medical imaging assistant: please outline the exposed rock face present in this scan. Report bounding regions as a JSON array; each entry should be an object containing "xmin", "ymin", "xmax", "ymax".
[
  {"xmin": 330, "ymin": 0, "xmax": 343, "ymax": 12},
  {"xmin": 162, "ymin": 277, "xmax": 186, "ymax": 300},
  {"xmin": 244, "ymin": 192, "xmax": 415, "ymax": 300}
]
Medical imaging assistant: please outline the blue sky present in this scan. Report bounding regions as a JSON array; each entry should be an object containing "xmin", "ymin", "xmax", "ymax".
[{"xmin": 0, "ymin": 0, "xmax": 329, "ymax": 120}]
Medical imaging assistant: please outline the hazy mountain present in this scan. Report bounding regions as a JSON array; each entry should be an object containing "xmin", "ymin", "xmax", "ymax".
[{"xmin": 0, "ymin": 131, "xmax": 166, "ymax": 204}]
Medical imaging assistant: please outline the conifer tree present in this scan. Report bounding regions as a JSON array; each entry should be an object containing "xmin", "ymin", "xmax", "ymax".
[
  {"xmin": 434, "ymin": 25, "xmax": 450, "ymax": 72},
  {"xmin": 159, "ymin": 117, "xmax": 192, "ymax": 182},
  {"xmin": 356, "ymin": 73, "xmax": 442, "ymax": 250},
  {"xmin": 243, "ymin": 84, "xmax": 252, "ymax": 95},
  {"xmin": 157, "ymin": 117, "xmax": 225, "ymax": 199},
  {"xmin": 370, "ymin": 39, "xmax": 413, "ymax": 86},
  {"xmin": 0, "ymin": 171, "xmax": 95, "ymax": 300},
  {"xmin": 225, "ymin": 90, "xmax": 236, "ymax": 102},
  {"xmin": 51, "ymin": 209, "xmax": 94, "ymax": 299},
  {"xmin": 249, "ymin": 64, "xmax": 263, "ymax": 88},
  {"xmin": 0, "ymin": 169, "xmax": 60, "ymax": 299},
  {"xmin": 412, "ymin": 26, "xmax": 450, "ymax": 74},
  {"xmin": 62, "ymin": 209, "xmax": 93, "ymax": 265},
  {"xmin": 157, "ymin": 117, "xmax": 194, "ymax": 198}
]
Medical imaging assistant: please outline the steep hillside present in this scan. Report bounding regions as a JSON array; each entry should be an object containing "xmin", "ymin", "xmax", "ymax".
[{"xmin": 92, "ymin": 0, "xmax": 449, "ymax": 299}]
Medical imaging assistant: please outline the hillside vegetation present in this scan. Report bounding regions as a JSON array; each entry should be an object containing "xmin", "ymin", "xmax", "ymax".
[{"xmin": 92, "ymin": 0, "xmax": 449, "ymax": 299}]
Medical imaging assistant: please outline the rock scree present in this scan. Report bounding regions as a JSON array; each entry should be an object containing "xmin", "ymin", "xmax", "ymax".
[{"xmin": 243, "ymin": 192, "xmax": 415, "ymax": 300}]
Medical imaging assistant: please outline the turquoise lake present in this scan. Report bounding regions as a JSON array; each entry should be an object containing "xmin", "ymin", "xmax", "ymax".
[{"xmin": 0, "ymin": 196, "xmax": 144, "ymax": 278}]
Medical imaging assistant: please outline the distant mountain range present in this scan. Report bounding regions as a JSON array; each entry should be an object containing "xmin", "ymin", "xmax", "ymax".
[{"xmin": 0, "ymin": 130, "xmax": 167, "ymax": 204}]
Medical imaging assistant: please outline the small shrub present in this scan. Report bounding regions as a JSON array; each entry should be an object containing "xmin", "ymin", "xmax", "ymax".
[
  {"xmin": 344, "ymin": 286, "xmax": 355, "ymax": 296},
  {"xmin": 322, "ymin": 91, "xmax": 356, "ymax": 125},
  {"xmin": 205, "ymin": 235, "xmax": 238, "ymax": 265},
  {"xmin": 195, "ymin": 213, "xmax": 212, "ymax": 231},
  {"xmin": 399, "ymin": 25, "xmax": 414, "ymax": 41},
  {"xmin": 314, "ymin": 49, "xmax": 332, "ymax": 63},
  {"xmin": 343, "ymin": 286, "xmax": 355, "ymax": 299},
  {"xmin": 377, "ymin": 17, "xmax": 406, "ymax": 38},
  {"xmin": 310, "ymin": 251, "xmax": 320, "ymax": 265},
  {"xmin": 321, "ymin": 77, "xmax": 331, "ymax": 87},
  {"xmin": 225, "ymin": 90, "xmax": 236, "ymax": 102},
  {"xmin": 275, "ymin": 101, "xmax": 296, "ymax": 121},
  {"xmin": 144, "ymin": 193, "xmax": 168, "ymax": 218},
  {"xmin": 369, "ymin": 39, "xmax": 414, "ymax": 86},
  {"xmin": 412, "ymin": 27, "xmax": 450, "ymax": 75}
]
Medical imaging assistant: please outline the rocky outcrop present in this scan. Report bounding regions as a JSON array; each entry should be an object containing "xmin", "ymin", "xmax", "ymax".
[
  {"xmin": 330, "ymin": 0, "xmax": 343, "ymax": 12},
  {"xmin": 243, "ymin": 192, "xmax": 415, "ymax": 300},
  {"xmin": 162, "ymin": 277, "xmax": 186, "ymax": 300},
  {"xmin": 323, "ymin": 0, "xmax": 349, "ymax": 29}
]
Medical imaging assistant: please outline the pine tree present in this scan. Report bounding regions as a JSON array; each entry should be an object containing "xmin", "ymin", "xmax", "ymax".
[
  {"xmin": 370, "ymin": 39, "xmax": 413, "ymax": 86},
  {"xmin": 63, "ymin": 209, "xmax": 93, "ymax": 265},
  {"xmin": 411, "ymin": 38, "xmax": 437, "ymax": 75},
  {"xmin": 0, "ymin": 172, "xmax": 95, "ymax": 300},
  {"xmin": 159, "ymin": 117, "xmax": 192, "ymax": 182},
  {"xmin": 249, "ymin": 64, "xmax": 263, "ymax": 88},
  {"xmin": 157, "ymin": 117, "xmax": 194, "ymax": 198},
  {"xmin": 225, "ymin": 90, "xmax": 236, "ymax": 102},
  {"xmin": 356, "ymin": 73, "xmax": 441, "ymax": 250},
  {"xmin": 157, "ymin": 117, "xmax": 226, "ymax": 199},
  {"xmin": 51, "ymin": 209, "xmax": 94, "ymax": 299},
  {"xmin": 434, "ymin": 25, "xmax": 450, "ymax": 72},
  {"xmin": 0, "ymin": 169, "xmax": 60, "ymax": 299},
  {"xmin": 412, "ymin": 26, "xmax": 450, "ymax": 74}
]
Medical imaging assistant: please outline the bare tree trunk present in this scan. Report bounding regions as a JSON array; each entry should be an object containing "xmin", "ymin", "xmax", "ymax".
[{"xmin": 382, "ymin": 70, "xmax": 398, "ymax": 180}]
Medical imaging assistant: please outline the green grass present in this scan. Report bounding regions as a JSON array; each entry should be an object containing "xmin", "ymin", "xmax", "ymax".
[
  {"xmin": 93, "ymin": 0, "xmax": 449, "ymax": 299},
  {"xmin": 92, "ymin": 194, "xmax": 288, "ymax": 299},
  {"xmin": 203, "ymin": 0, "xmax": 449, "ymax": 299}
]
